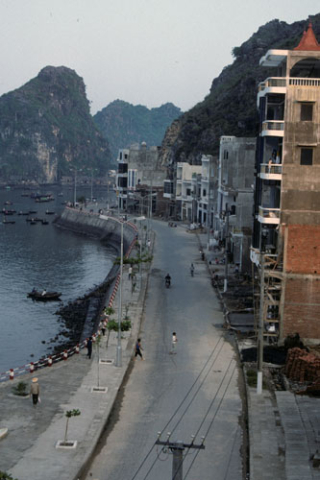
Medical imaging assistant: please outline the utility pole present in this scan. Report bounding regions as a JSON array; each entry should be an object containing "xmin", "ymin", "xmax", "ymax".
[
  {"xmin": 224, "ymin": 211, "xmax": 230, "ymax": 293},
  {"xmin": 156, "ymin": 436, "xmax": 205, "ymax": 480},
  {"xmin": 257, "ymin": 252, "xmax": 265, "ymax": 394}
]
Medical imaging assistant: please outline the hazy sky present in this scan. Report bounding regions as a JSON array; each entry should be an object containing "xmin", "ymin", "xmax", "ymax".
[{"xmin": 0, "ymin": 1, "xmax": 319, "ymax": 114}]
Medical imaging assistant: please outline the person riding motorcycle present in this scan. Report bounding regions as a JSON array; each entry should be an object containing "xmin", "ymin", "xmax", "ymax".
[{"xmin": 165, "ymin": 273, "xmax": 171, "ymax": 287}]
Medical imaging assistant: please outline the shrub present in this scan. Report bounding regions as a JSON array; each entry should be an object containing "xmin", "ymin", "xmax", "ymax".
[
  {"xmin": 106, "ymin": 319, "xmax": 131, "ymax": 332},
  {"xmin": 12, "ymin": 381, "xmax": 28, "ymax": 397},
  {"xmin": 0, "ymin": 472, "xmax": 18, "ymax": 480}
]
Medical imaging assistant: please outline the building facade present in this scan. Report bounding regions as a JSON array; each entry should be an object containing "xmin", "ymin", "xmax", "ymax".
[
  {"xmin": 116, "ymin": 142, "xmax": 166, "ymax": 214},
  {"xmin": 216, "ymin": 136, "xmax": 256, "ymax": 273},
  {"xmin": 251, "ymin": 23, "xmax": 320, "ymax": 342}
]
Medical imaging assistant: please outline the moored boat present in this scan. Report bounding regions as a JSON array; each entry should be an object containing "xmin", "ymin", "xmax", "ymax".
[{"xmin": 27, "ymin": 290, "xmax": 62, "ymax": 301}]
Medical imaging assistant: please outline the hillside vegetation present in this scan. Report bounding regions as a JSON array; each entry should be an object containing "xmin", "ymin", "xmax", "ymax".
[
  {"xmin": 161, "ymin": 14, "xmax": 320, "ymax": 164},
  {"xmin": 94, "ymin": 100, "xmax": 182, "ymax": 161},
  {"xmin": 0, "ymin": 66, "xmax": 111, "ymax": 184}
]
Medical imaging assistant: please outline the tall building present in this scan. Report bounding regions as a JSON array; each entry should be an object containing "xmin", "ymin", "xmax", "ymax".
[
  {"xmin": 217, "ymin": 136, "xmax": 256, "ymax": 273},
  {"xmin": 251, "ymin": 23, "xmax": 320, "ymax": 343}
]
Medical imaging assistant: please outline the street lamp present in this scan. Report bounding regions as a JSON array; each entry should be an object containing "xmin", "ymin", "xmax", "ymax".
[
  {"xmin": 115, "ymin": 219, "xmax": 124, "ymax": 367},
  {"xmin": 88, "ymin": 168, "xmax": 98, "ymax": 204},
  {"xmin": 70, "ymin": 168, "xmax": 82, "ymax": 206}
]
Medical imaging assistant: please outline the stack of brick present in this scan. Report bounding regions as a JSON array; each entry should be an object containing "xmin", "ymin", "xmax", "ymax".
[{"xmin": 285, "ymin": 348, "xmax": 320, "ymax": 383}]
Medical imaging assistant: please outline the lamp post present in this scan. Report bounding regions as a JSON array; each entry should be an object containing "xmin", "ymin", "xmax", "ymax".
[
  {"xmin": 70, "ymin": 168, "xmax": 82, "ymax": 206},
  {"xmin": 116, "ymin": 219, "xmax": 124, "ymax": 367},
  {"xmin": 88, "ymin": 168, "xmax": 98, "ymax": 204}
]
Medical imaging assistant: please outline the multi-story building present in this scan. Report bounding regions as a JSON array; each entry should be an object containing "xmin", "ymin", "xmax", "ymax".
[
  {"xmin": 197, "ymin": 155, "xmax": 218, "ymax": 230},
  {"xmin": 251, "ymin": 23, "xmax": 320, "ymax": 343},
  {"xmin": 175, "ymin": 162, "xmax": 202, "ymax": 221},
  {"xmin": 116, "ymin": 142, "xmax": 166, "ymax": 214},
  {"xmin": 216, "ymin": 136, "xmax": 256, "ymax": 272}
]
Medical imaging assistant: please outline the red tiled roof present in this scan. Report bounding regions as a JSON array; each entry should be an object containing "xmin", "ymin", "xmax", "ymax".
[{"xmin": 294, "ymin": 22, "xmax": 320, "ymax": 51}]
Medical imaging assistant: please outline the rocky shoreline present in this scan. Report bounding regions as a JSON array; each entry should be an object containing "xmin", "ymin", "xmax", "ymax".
[{"xmin": 46, "ymin": 208, "xmax": 137, "ymax": 356}]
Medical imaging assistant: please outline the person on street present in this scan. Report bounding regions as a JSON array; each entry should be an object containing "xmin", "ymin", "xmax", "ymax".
[
  {"xmin": 128, "ymin": 266, "xmax": 133, "ymax": 280},
  {"xmin": 165, "ymin": 273, "xmax": 171, "ymax": 287},
  {"xmin": 86, "ymin": 337, "xmax": 93, "ymax": 359},
  {"xmin": 30, "ymin": 377, "xmax": 40, "ymax": 406},
  {"xmin": 190, "ymin": 263, "xmax": 195, "ymax": 277},
  {"xmin": 135, "ymin": 338, "xmax": 144, "ymax": 360},
  {"xmin": 171, "ymin": 332, "xmax": 178, "ymax": 354}
]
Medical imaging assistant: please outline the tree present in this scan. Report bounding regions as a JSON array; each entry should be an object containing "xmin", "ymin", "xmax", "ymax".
[{"xmin": 63, "ymin": 409, "xmax": 81, "ymax": 445}]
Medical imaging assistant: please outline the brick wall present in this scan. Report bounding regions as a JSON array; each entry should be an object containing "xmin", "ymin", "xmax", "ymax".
[
  {"xmin": 285, "ymin": 225, "xmax": 320, "ymax": 274},
  {"xmin": 282, "ymin": 277, "xmax": 320, "ymax": 339}
]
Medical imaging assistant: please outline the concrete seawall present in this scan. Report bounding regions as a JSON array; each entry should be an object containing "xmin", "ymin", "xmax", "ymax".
[
  {"xmin": 54, "ymin": 207, "xmax": 138, "ymax": 338},
  {"xmin": 54, "ymin": 207, "xmax": 137, "ymax": 252}
]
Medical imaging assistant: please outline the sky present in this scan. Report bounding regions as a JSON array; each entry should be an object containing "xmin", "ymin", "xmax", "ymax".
[{"xmin": 0, "ymin": 0, "xmax": 319, "ymax": 115}]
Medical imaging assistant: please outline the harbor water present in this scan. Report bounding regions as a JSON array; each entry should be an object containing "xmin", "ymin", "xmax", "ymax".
[{"xmin": 0, "ymin": 186, "xmax": 117, "ymax": 373}]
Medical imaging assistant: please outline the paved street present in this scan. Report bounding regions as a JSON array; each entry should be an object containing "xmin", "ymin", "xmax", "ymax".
[
  {"xmin": 82, "ymin": 220, "xmax": 243, "ymax": 480},
  {"xmin": 1, "ymin": 219, "xmax": 319, "ymax": 480}
]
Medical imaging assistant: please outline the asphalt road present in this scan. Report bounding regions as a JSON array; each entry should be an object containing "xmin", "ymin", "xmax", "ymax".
[{"xmin": 82, "ymin": 220, "xmax": 244, "ymax": 480}]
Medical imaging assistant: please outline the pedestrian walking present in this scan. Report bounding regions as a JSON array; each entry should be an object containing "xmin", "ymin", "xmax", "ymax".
[
  {"xmin": 128, "ymin": 266, "xmax": 133, "ymax": 280},
  {"xmin": 30, "ymin": 377, "xmax": 40, "ymax": 406},
  {"xmin": 134, "ymin": 338, "xmax": 144, "ymax": 360},
  {"xmin": 170, "ymin": 332, "xmax": 178, "ymax": 354},
  {"xmin": 86, "ymin": 337, "xmax": 93, "ymax": 359}
]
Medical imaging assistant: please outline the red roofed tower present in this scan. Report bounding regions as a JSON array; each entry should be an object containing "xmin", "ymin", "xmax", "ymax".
[{"xmin": 294, "ymin": 22, "xmax": 320, "ymax": 51}]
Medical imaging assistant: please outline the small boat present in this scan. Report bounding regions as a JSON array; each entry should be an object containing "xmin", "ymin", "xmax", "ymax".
[
  {"xmin": 29, "ymin": 210, "xmax": 37, "ymax": 214},
  {"xmin": 2, "ymin": 209, "xmax": 16, "ymax": 215},
  {"xmin": 45, "ymin": 210, "xmax": 55, "ymax": 215},
  {"xmin": 2, "ymin": 217, "xmax": 15, "ymax": 225},
  {"xmin": 27, "ymin": 290, "xmax": 62, "ymax": 301},
  {"xmin": 4, "ymin": 201, "xmax": 13, "ymax": 205},
  {"xmin": 41, "ymin": 219, "xmax": 49, "ymax": 225}
]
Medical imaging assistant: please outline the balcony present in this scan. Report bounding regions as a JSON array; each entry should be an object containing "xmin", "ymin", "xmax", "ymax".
[
  {"xmin": 261, "ymin": 121, "xmax": 284, "ymax": 137},
  {"xmin": 258, "ymin": 77, "xmax": 320, "ymax": 106},
  {"xmin": 258, "ymin": 206, "xmax": 280, "ymax": 224},
  {"xmin": 257, "ymin": 77, "xmax": 287, "ymax": 106},
  {"xmin": 258, "ymin": 163, "xmax": 282, "ymax": 180}
]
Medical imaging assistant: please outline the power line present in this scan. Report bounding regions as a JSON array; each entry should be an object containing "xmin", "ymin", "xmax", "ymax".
[
  {"xmin": 184, "ymin": 362, "xmax": 237, "ymax": 479},
  {"xmin": 128, "ymin": 336, "xmax": 225, "ymax": 480}
]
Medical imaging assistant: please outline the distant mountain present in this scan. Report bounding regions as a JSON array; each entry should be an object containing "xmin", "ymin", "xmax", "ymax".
[
  {"xmin": 0, "ymin": 66, "xmax": 111, "ymax": 184},
  {"xmin": 93, "ymin": 100, "xmax": 182, "ymax": 161},
  {"xmin": 160, "ymin": 14, "xmax": 320, "ymax": 165}
]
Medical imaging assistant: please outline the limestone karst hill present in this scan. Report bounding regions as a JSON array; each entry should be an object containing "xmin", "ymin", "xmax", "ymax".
[
  {"xmin": 94, "ymin": 100, "xmax": 182, "ymax": 162},
  {"xmin": 160, "ymin": 13, "xmax": 320, "ymax": 165},
  {"xmin": 0, "ymin": 66, "xmax": 111, "ymax": 184}
]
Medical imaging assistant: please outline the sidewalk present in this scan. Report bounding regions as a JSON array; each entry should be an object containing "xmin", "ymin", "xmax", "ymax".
[
  {"xmin": 0, "ymin": 257, "xmax": 149, "ymax": 480},
  {"xmin": 195, "ymin": 227, "xmax": 320, "ymax": 480}
]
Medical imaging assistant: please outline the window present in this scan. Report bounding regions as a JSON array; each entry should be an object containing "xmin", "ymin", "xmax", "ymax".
[
  {"xmin": 223, "ymin": 150, "xmax": 229, "ymax": 160},
  {"xmin": 118, "ymin": 163, "xmax": 128, "ymax": 174},
  {"xmin": 301, "ymin": 103, "xmax": 313, "ymax": 121},
  {"xmin": 186, "ymin": 188, "xmax": 191, "ymax": 196},
  {"xmin": 300, "ymin": 148, "xmax": 313, "ymax": 165},
  {"xmin": 202, "ymin": 189, "xmax": 206, "ymax": 197}
]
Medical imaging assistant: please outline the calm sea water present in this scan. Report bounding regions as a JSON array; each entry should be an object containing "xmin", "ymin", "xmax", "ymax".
[{"xmin": 0, "ymin": 185, "xmax": 117, "ymax": 372}]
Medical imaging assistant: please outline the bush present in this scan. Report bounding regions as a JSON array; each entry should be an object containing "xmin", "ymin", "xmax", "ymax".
[
  {"xmin": 0, "ymin": 472, "xmax": 18, "ymax": 480},
  {"xmin": 12, "ymin": 381, "xmax": 28, "ymax": 397},
  {"xmin": 107, "ymin": 319, "xmax": 131, "ymax": 332}
]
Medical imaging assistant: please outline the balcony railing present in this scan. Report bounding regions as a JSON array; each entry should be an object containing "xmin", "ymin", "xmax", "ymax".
[
  {"xmin": 258, "ymin": 206, "xmax": 280, "ymax": 224},
  {"xmin": 259, "ymin": 77, "xmax": 287, "ymax": 92},
  {"xmin": 261, "ymin": 121, "xmax": 284, "ymax": 137},
  {"xmin": 259, "ymin": 163, "xmax": 282, "ymax": 180},
  {"xmin": 289, "ymin": 78, "xmax": 320, "ymax": 87}
]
